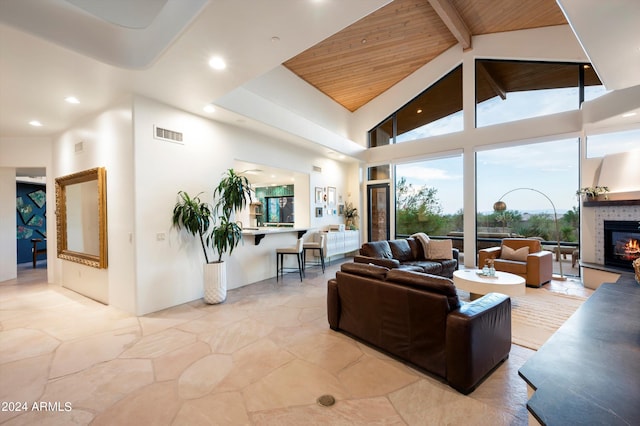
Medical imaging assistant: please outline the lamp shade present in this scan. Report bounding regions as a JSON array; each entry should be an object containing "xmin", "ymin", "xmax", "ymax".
[{"xmin": 493, "ymin": 200, "xmax": 507, "ymax": 211}]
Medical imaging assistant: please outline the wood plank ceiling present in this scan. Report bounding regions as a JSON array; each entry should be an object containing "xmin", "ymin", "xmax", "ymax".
[{"xmin": 284, "ymin": 0, "xmax": 568, "ymax": 112}]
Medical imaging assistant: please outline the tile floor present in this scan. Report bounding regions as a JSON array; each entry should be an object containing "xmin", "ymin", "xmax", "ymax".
[{"xmin": 0, "ymin": 260, "xmax": 589, "ymax": 425}]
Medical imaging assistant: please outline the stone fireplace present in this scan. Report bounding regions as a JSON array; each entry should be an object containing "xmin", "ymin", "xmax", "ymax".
[{"xmin": 603, "ymin": 220, "xmax": 640, "ymax": 270}]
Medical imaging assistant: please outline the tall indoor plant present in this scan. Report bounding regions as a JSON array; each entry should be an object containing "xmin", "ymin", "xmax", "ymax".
[
  {"xmin": 204, "ymin": 169, "xmax": 253, "ymax": 303},
  {"xmin": 171, "ymin": 169, "xmax": 252, "ymax": 304}
]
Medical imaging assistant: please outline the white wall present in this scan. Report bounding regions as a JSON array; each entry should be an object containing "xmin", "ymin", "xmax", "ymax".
[
  {"xmin": 0, "ymin": 137, "xmax": 52, "ymax": 282},
  {"xmin": 132, "ymin": 96, "xmax": 356, "ymax": 315},
  {"xmin": 52, "ymin": 97, "xmax": 135, "ymax": 311},
  {"xmin": 0, "ymin": 168, "xmax": 17, "ymax": 281}
]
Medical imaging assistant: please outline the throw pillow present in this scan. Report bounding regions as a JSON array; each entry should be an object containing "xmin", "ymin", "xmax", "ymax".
[
  {"xmin": 426, "ymin": 239, "xmax": 453, "ymax": 260},
  {"xmin": 501, "ymin": 245, "xmax": 530, "ymax": 261},
  {"xmin": 411, "ymin": 232, "xmax": 430, "ymax": 259}
]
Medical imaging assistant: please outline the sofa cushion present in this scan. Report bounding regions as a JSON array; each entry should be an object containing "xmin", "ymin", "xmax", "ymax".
[
  {"xmin": 360, "ymin": 240, "xmax": 393, "ymax": 259},
  {"xmin": 341, "ymin": 262, "xmax": 390, "ymax": 280},
  {"xmin": 427, "ymin": 239, "xmax": 453, "ymax": 260},
  {"xmin": 501, "ymin": 245, "xmax": 529, "ymax": 261},
  {"xmin": 388, "ymin": 239, "xmax": 415, "ymax": 262},
  {"xmin": 411, "ymin": 232, "xmax": 430, "ymax": 258},
  {"xmin": 386, "ymin": 269, "xmax": 460, "ymax": 310},
  {"xmin": 406, "ymin": 237, "xmax": 425, "ymax": 259},
  {"xmin": 494, "ymin": 259, "xmax": 527, "ymax": 275},
  {"xmin": 402, "ymin": 260, "xmax": 443, "ymax": 275}
]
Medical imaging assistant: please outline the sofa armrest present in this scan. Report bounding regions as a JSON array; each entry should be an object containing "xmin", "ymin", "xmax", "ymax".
[
  {"xmin": 525, "ymin": 250, "xmax": 553, "ymax": 287},
  {"xmin": 327, "ymin": 278, "xmax": 340, "ymax": 330},
  {"xmin": 354, "ymin": 255, "xmax": 400, "ymax": 269},
  {"xmin": 478, "ymin": 246, "xmax": 501, "ymax": 267},
  {"xmin": 452, "ymin": 248, "xmax": 460, "ymax": 269},
  {"xmin": 445, "ymin": 293, "xmax": 511, "ymax": 394}
]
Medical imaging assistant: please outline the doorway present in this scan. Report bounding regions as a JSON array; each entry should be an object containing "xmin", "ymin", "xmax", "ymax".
[{"xmin": 367, "ymin": 183, "xmax": 390, "ymax": 242}]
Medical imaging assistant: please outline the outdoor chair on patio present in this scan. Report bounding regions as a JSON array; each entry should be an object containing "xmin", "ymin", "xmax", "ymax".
[{"xmin": 478, "ymin": 238, "xmax": 553, "ymax": 287}]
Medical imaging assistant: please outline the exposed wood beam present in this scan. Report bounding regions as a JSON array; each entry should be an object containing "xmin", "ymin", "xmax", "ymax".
[
  {"xmin": 476, "ymin": 62, "xmax": 507, "ymax": 100},
  {"xmin": 427, "ymin": 0, "xmax": 471, "ymax": 50}
]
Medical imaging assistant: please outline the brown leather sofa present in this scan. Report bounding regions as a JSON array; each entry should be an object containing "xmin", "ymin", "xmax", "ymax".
[
  {"xmin": 478, "ymin": 238, "xmax": 553, "ymax": 287},
  {"xmin": 354, "ymin": 238, "xmax": 459, "ymax": 278},
  {"xmin": 327, "ymin": 262, "xmax": 512, "ymax": 394}
]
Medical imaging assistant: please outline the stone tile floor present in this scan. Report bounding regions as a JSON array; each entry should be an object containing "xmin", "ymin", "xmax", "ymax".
[{"xmin": 0, "ymin": 260, "xmax": 589, "ymax": 425}]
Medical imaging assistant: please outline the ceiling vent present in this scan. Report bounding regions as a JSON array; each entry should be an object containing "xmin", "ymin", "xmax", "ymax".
[
  {"xmin": 312, "ymin": 165, "xmax": 322, "ymax": 173},
  {"xmin": 154, "ymin": 126, "xmax": 183, "ymax": 144}
]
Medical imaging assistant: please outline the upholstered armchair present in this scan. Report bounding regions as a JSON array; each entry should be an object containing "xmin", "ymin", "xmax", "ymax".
[{"xmin": 478, "ymin": 238, "xmax": 552, "ymax": 287}]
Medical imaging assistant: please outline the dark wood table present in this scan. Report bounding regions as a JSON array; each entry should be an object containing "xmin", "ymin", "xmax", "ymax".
[{"xmin": 518, "ymin": 274, "xmax": 640, "ymax": 425}]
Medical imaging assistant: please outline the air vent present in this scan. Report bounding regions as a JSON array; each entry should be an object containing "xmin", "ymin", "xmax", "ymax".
[
  {"xmin": 154, "ymin": 126, "xmax": 183, "ymax": 144},
  {"xmin": 74, "ymin": 141, "xmax": 84, "ymax": 153},
  {"xmin": 312, "ymin": 165, "xmax": 322, "ymax": 173}
]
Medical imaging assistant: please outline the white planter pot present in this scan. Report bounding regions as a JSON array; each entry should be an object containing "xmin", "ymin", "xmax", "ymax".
[{"xmin": 203, "ymin": 262, "xmax": 227, "ymax": 304}]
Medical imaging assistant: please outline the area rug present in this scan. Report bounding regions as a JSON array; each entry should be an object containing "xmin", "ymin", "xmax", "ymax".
[{"xmin": 509, "ymin": 287, "xmax": 588, "ymax": 350}]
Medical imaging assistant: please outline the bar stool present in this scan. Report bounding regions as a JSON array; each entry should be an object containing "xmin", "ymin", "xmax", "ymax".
[
  {"xmin": 276, "ymin": 237, "xmax": 304, "ymax": 282},
  {"xmin": 31, "ymin": 238, "xmax": 46, "ymax": 268},
  {"xmin": 303, "ymin": 233, "xmax": 325, "ymax": 273}
]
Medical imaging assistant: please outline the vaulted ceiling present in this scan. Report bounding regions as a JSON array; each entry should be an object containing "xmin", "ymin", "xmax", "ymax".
[
  {"xmin": 284, "ymin": 0, "xmax": 568, "ymax": 111},
  {"xmin": 0, "ymin": 0, "xmax": 638, "ymax": 143}
]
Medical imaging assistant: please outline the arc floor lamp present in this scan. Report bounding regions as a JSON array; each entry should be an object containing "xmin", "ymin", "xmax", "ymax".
[{"xmin": 493, "ymin": 187, "xmax": 566, "ymax": 280}]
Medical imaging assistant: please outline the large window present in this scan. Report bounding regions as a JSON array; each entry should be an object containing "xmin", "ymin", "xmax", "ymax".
[
  {"xmin": 395, "ymin": 156, "xmax": 463, "ymax": 239},
  {"xmin": 476, "ymin": 139, "xmax": 579, "ymax": 273},
  {"xmin": 369, "ymin": 65, "xmax": 463, "ymax": 147},
  {"xmin": 476, "ymin": 60, "xmax": 604, "ymax": 127}
]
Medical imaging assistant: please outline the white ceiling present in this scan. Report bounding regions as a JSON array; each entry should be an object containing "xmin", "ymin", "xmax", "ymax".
[
  {"xmin": 0, "ymin": 0, "xmax": 390, "ymax": 139},
  {"xmin": 1, "ymin": 0, "xmax": 639, "ymax": 149}
]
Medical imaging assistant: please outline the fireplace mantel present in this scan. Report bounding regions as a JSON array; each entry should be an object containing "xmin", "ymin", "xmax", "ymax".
[{"xmin": 583, "ymin": 199, "xmax": 640, "ymax": 207}]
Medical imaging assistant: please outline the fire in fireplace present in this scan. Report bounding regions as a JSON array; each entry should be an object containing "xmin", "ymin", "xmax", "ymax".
[{"xmin": 604, "ymin": 220, "xmax": 640, "ymax": 270}]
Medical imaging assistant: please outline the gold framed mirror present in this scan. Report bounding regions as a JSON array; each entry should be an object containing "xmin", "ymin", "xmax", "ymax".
[{"xmin": 55, "ymin": 167, "xmax": 108, "ymax": 268}]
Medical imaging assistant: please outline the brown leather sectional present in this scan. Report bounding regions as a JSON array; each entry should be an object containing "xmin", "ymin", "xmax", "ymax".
[
  {"xmin": 328, "ymin": 262, "xmax": 512, "ymax": 394},
  {"xmin": 354, "ymin": 238, "xmax": 459, "ymax": 278}
]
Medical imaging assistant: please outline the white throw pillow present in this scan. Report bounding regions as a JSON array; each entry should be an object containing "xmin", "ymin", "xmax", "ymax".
[
  {"xmin": 426, "ymin": 239, "xmax": 453, "ymax": 260},
  {"xmin": 501, "ymin": 245, "xmax": 530, "ymax": 261}
]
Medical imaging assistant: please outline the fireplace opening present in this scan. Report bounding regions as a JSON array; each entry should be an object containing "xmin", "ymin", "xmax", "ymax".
[{"xmin": 604, "ymin": 220, "xmax": 640, "ymax": 270}]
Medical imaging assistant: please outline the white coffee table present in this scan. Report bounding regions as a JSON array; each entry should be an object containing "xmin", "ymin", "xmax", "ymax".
[{"xmin": 453, "ymin": 269, "xmax": 526, "ymax": 300}]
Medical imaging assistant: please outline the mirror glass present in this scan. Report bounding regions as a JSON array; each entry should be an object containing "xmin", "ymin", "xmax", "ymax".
[{"xmin": 55, "ymin": 167, "xmax": 108, "ymax": 268}]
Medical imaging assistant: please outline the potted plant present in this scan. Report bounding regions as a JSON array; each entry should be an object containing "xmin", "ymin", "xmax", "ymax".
[
  {"xmin": 344, "ymin": 202, "xmax": 359, "ymax": 230},
  {"xmin": 206, "ymin": 169, "xmax": 253, "ymax": 303},
  {"xmin": 171, "ymin": 169, "xmax": 252, "ymax": 304},
  {"xmin": 576, "ymin": 186, "xmax": 609, "ymax": 200}
]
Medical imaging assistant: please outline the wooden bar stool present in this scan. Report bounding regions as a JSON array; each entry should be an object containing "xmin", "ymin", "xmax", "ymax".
[
  {"xmin": 276, "ymin": 237, "xmax": 304, "ymax": 282},
  {"xmin": 303, "ymin": 233, "xmax": 325, "ymax": 273},
  {"xmin": 31, "ymin": 238, "xmax": 46, "ymax": 268}
]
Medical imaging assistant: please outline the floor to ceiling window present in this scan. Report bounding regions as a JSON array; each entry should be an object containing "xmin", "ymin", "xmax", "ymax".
[
  {"xmin": 476, "ymin": 139, "xmax": 580, "ymax": 274},
  {"xmin": 394, "ymin": 155, "xmax": 463, "ymax": 243}
]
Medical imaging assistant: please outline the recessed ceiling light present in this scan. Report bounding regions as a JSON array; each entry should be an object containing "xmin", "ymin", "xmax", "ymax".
[
  {"xmin": 622, "ymin": 112, "xmax": 637, "ymax": 118},
  {"xmin": 29, "ymin": 120, "xmax": 42, "ymax": 127},
  {"xmin": 208, "ymin": 56, "xmax": 226, "ymax": 70},
  {"xmin": 271, "ymin": 36, "xmax": 280, "ymax": 43},
  {"xmin": 203, "ymin": 104, "xmax": 215, "ymax": 113},
  {"xmin": 65, "ymin": 96, "xmax": 80, "ymax": 104},
  {"xmin": 417, "ymin": 109, "xmax": 423, "ymax": 114}
]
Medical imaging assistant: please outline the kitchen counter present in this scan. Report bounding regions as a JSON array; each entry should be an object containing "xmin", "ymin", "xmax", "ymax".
[{"xmin": 241, "ymin": 227, "xmax": 308, "ymax": 245}]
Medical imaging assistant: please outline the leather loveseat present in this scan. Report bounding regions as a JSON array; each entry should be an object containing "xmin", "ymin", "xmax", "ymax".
[
  {"xmin": 327, "ymin": 262, "xmax": 512, "ymax": 394},
  {"xmin": 354, "ymin": 237, "xmax": 458, "ymax": 278}
]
